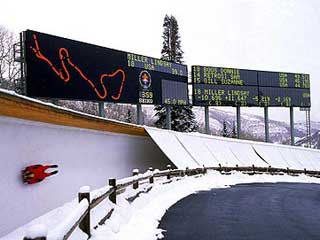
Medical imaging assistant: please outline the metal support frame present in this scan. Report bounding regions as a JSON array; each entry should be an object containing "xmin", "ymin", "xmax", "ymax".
[
  {"xmin": 306, "ymin": 109, "xmax": 311, "ymax": 148},
  {"xmin": 204, "ymin": 106, "xmax": 210, "ymax": 134},
  {"xmin": 166, "ymin": 105, "xmax": 171, "ymax": 130},
  {"xmin": 136, "ymin": 104, "xmax": 142, "ymax": 125},
  {"xmin": 290, "ymin": 107, "xmax": 294, "ymax": 146},
  {"xmin": 264, "ymin": 107, "xmax": 270, "ymax": 142},
  {"xmin": 236, "ymin": 106, "xmax": 241, "ymax": 139},
  {"xmin": 14, "ymin": 32, "xmax": 26, "ymax": 95},
  {"xmin": 98, "ymin": 102, "xmax": 105, "ymax": 118}
]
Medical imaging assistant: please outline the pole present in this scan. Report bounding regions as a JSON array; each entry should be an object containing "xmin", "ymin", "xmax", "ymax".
[
  {"xmin": 136, "ymin": 104, "xmax": 142, "ymax": 125},
  {"xmin": 204, "ymin": 106, "xmax": 210, "ymax": 134},
  {"xmin": 290, "ymin": 107, "xmax": 294, "ymax": 146},
  {"xmin": 98, "ymin": 102, "xmax": 105, "ymax": 118},
  {"xmin": 19, "ymin": 32, "xmax": 26, "ymax": 95},
  {"xmin": 166, "ymin": 105, "xmax": 171, "ymax": 130},
  {"xmin": 264, "ymin": 107, "xmax": 269, "ymax": 142},
  {"xmin": 78, "ymin": 186, "xmax": 91, "ymax": 237},
  {"xmin": 236, "ymin": 106, "xmax": 241, "ymax": 139},
  {"xmin": 306, "ymin": 109, "xmax": 311, "ymax": 148}
]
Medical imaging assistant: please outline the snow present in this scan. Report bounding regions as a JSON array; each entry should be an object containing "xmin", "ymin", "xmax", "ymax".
[
  {"xmin": 91, "ymin": 186, "xmax": 112, "ymax": 200},
  {"xmin": 24, "ymin": 224, "xmax": 48, "ymax": 238},
  {"xmin": 79, "ymin": 186, "xmax": 90, "ymax": 193},
  {"xmin": 5, "ymin": 170, "xmax": 320, "ymax": 240},
  {"xmin": 48, "ymin": 199, "xmax": 89, "ymax": 240}
]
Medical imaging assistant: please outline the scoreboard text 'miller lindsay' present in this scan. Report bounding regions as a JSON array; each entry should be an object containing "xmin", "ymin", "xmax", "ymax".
[{"xmin": 192, "ymin": 66, "xmax": 310, "ymax": 107}]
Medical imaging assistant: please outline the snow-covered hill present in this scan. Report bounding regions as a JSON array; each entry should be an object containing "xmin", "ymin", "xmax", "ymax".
[{"xmin": 296, "ymin": 131, "xmax": 320, "ymax": 149}]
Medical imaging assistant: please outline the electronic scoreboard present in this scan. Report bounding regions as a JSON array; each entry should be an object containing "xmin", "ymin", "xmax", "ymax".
[
  {"xmin": 25, "ymin": 30, "xmax": 188, "ymax": 105},
  {"xmin": 192, "ymin": 65, "xmax": 310, "ymax": 107}
]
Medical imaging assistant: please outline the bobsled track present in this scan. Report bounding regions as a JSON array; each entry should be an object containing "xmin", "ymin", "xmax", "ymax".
[{"xmin": 1, "ymin": 88, "xmax": 320, "ymax": 237}]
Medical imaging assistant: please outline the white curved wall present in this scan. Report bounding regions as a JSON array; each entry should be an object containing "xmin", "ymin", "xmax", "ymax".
[
  {"xmin": 0, "ymin": 116, "xmax": 171, "ymax": 237},
  {"xmin": 146, "ymin": 127, "xmax": 320, "ymax": 171}
]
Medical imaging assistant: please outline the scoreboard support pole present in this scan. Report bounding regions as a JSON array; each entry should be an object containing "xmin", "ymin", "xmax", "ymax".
[
  {"xmin": 264, "ymin": 107, "xmax": 270, "ymax": 142},
  {"xmin": 236, "ymin": 106, "xmax": 241, "ymax": 139},
  {"xmin": 166, "ymin": 106, "xmax": 172, "ymax": 130},
  {"xmin": 136, "ymin": 104, "xmax": 142, "ymax": 125},
  {"xmin": 306, "ymin": 109, "xmax": 311, "ymax": 148},
  {"xmin": 98, "ymin": 102, "xmax": 105, "ymax": 118},
  {"xmin": 290, "ymin": 107, "xmax": 294, "ymax": 146},
  {"xmin": 204, "ymin": 106, "xmax": 210, "ymax": 134}
]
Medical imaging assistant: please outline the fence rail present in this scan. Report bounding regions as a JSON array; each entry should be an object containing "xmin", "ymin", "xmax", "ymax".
[{"xmin": 23, "ymin": 164, "xmax": 320, "ymax": 240}]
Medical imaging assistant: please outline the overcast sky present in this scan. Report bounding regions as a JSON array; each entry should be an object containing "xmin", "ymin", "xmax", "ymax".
[{"xmin": 1, "ymin": 0, "xmax": 319, "ymax": 123}]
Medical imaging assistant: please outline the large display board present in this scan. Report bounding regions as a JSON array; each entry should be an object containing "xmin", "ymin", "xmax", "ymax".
[
  {"xmin": 192, "ymin": 66, "xmax": 310, "ymax": 107},
  {"xmin": 24, "ymin": 30, "xmax": 188, "ymax": 105}
]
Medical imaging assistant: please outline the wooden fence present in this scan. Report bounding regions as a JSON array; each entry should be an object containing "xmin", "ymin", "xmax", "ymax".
[{"xmin": 23, "ymin": 164, "xmax": 320, "ymax": 240}]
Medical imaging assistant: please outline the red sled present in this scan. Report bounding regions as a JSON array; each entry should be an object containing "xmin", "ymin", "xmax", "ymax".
[{"xmin": 22, "ymin": 164, "xmax": 58, "ymax": 184}]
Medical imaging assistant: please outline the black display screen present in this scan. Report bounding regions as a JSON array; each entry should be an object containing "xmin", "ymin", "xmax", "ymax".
[
  {"xmin": 192, "ymin": 65, "xmax": 311, "ymax": 107},
  {"xmin": 25, "ymin": 30, "xmax": 188, "ymax": 105}
]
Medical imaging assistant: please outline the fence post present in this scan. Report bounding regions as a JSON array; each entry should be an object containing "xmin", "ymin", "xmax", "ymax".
[
  {"xmin": 109, "ymin": 178, "xmax": 117, "ymax": 204},
  {"xmin": 252, "ymin": 165, "xmax": 255, "ymax": 174},
  {"xmin": 235, "ymin": 164, "xmax": 239, "ymax": 171},
  {"xmin": 149, "ymin": 167, "xmax": 154, "ymax": 184},
  {"xmin": 167, "ymin": 164, "xmax": 171, "ymax": 179},
  {"xmin": 218, "ymin": 164, "xmax": 222, "ymax": 172},
  {"xmin": 78, "ymin": 186, "xmax": 91, "ymax": 238},
  {"xmin": 287, "ymin": 167, "xmax": 290, "ymax": 174},
  {"xmin": 133, "ymin": 169, "xmax": 139, "ymax": 189},
  {"xmin": 185, "ymin": 167, "xmax": 189, "ymax": 176},
  {"xmin": 203, "ymin": 164, "xmax": 207, "ymax": 174},
  {"xmin": 23, "ymin": 224, "xmax": 47, "ymax": 240},
  {"xmin": 304, "ymin": 168, "xmax": 307, "ymax": 175}
]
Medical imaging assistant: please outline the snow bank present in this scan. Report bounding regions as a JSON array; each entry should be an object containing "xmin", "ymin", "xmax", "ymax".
[
  {"xmin": 24, "ymin": 224, "xmax": 48, "ymax": 239},
  {"xmin": 48, "ymin": 199, "xmax": 89, "ymax": 240}
]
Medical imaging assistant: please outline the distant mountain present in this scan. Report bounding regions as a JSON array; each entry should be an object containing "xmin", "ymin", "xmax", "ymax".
[{"xmin": 295, "ymin": 131, "xmax": 320, "ymax": 149}]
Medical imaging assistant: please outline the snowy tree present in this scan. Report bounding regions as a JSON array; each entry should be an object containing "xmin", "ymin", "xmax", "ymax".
[
  {"xmin": 0, "ymin": 25, "xmax": 22, "ymax": 94},
  {"xmin": 125, "ymin": 108, "xmax": 134, "ymax": 123},
  {"xmin": 231, "ymin": 121, "xmax": 237, "ymax": 138},
  {"xmin": 222, "ymin": 121, "xmax": 229, "ymax": 137},
  {"xmin": 154, "ymin": 15, "xmax": 198, "ymax": 132}
]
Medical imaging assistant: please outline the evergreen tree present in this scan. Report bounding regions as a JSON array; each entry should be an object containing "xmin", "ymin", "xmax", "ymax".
[
  {"xmin": 231, "ymin": 121, "xmax": 237, "ymax": 138},
  {"xmin": 154, "ymin": 15, "xmax": 198, "ymax": 132},
  {"xmin": 222, "ymin": 120, "xmax": 228, "ymax": 137},
  {"xmin": 125, "ymin": 108, "xmax": 133, "ymax": 123}
]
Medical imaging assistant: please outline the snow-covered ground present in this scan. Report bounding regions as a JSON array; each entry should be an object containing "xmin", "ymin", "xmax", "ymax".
[{"xmin": 3, "ymin": 170, "xmax": 320, "ymax": 240}]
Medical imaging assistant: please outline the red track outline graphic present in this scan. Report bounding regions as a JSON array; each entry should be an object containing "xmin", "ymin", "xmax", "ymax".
[{"xmin": 30, "ymin": 34, "xmax": 126, "ymax": 100}]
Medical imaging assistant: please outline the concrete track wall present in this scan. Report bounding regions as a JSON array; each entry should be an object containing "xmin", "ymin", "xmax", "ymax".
[
  {"xmin": 0, "ymin": 116, "xmax": 171, "ymax": 236},
  {"xmin": 146, "ymin": 127, "xmax": 320, "ymax": 171}
]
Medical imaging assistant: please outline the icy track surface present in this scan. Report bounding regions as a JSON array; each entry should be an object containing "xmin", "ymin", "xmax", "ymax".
[{"xmin": 4, "ymin": 171, "xmax": 320, "ymax": 240}]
